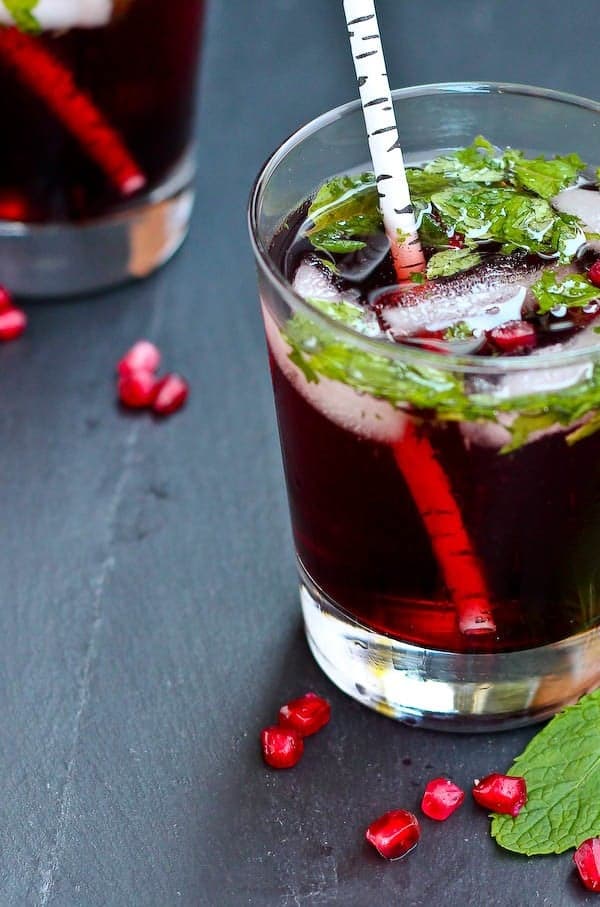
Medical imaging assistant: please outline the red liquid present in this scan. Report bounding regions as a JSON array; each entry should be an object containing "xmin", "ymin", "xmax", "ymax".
[
  {"xmin": 270, "ymin": 349, "xmax": 600, "ymax": 653},
  {"xmin": 0, "ymin": 0, "xmax": 204, "ymax": 222}
]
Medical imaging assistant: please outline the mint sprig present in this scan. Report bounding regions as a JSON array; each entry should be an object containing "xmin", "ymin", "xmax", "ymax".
[
  {"xmin": 492, "ymin": 689, "xmax": 600, "ymax": 855},
  {"xmin": 426, "ymin": 247, "xmax": 481, "ymax": 279},
  {"xmin": 2, "ymin": 0, "xmax": 41, "ymax": 32},
  {"xmin": 306, "ymin": 173, "xmax": 381, "ymax": 253}
]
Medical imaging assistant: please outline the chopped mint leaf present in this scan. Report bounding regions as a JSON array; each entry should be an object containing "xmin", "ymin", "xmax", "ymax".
[
  {"xmin": 396, "ymin": 227, "xmax": 409, "ymax": 245},
  {"xmin": 2, "ymin": 0, "xmax": 40, "ymax": 32},
  {"xmin": 443, "ymin": 321, "xmax": 474, "ymax": 342},
  {"xmin": 432, "ymin": 186, "xmax": 583, "ymax": 260},
  {"xmin": 417, "ymin": 213, "xmax": 451, "ymax": 250},
  {"xmin": 427, "ymin": 247, "xmax": 481, "ymax": 279},
  {"xmin": 409, "ymin": 272, "xmax": 426, "ymax": 285},
  {"xmin": 531, "ymin": 270, "xmax": 600, "ymax": 314},
  {"xmin": 424, "ymin": 137, "xmax": 504, "ymax": 184},
  {"xmin": 505, "ymin": 150, "xmax": 585, "ymax": 199},
  {"xmin": 306, "ymin": 173, "xmax": 381, "ymax": 253},
  {"xmin": 594, "ymin": 326, "xmax": 600, "ymax": 334},
  {"xmin": 492, "ymin": 689, "xmax": 600, "ymax": 855},
  {"xmin": 500, "ymin": 412, "xmax": 558, "ymax": 454},
  {"xmin": 405, "ymin": 169, "xmax": 451, "ymax": 200},
  {"xmin": 305, "ymin": 297, "xmax": 377, "ymax": 336}
]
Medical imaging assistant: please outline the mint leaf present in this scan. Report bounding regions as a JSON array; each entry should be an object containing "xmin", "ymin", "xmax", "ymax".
[
  {"xmin": 431, "ymin": 186, "xmax": 583, "ymax": 260},
  {"xmin": 406, "ymin": 169, "xmax": 451, "ymax": 200},
  {"xmin": 424, "ymin": 137, "xmax": 505, "ymax": 184},
  {"xmin": 491, "ymin": 689, "xmax": 600, "ymax": 855},
  {"xmin": 2, "ymin": 0, "xmax": 40, "ymax": 32},
  {"xmin": 307, "ymin": 173, "xmax": 381, "ymax": 253},
  {"xmin": 417, "ymin": 213, "xmax": 451, "ymax": 250},
  {"xmin": 531, "ymin": 271, "xmax": 600, "ymax": 314},
  {"xmin": 443, "ymin": 321, "xmax": 474, "ymax": 341},
  {"xmin": 505, "ymin": 150, "xmax": 585, "ymax": 199},
  {"xmin": 426, "ymin": 247, "xmax": 481, "ymax": 279}
]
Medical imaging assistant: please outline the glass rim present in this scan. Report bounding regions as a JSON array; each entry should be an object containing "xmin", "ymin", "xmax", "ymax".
[{"xmin": 248, "ymin": 80, "xmax": 600, "ymax": 376}]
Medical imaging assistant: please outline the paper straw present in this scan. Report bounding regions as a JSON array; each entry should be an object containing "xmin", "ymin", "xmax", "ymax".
[
  {"xmin": 342, "ymin": 0, "xmax": 495, "ymax": 635},
  {"xmin": 343, "ymin": 0, "xmax": 425, "ymax": 280}
]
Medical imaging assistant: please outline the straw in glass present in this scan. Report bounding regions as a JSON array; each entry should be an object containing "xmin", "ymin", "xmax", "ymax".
[
  {"xmin": 343, "ymin": 0, "xmax": 496, "ymax": 635},
  {"xmin": 0, "ymin": 26, "xmax": 145, "ymax": 197}
]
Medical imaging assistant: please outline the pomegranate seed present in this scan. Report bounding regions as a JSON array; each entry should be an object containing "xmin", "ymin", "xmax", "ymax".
[
  {"xmin": 0, "ymin": 191, "xmax": 32, "ymax": 221},
  {"xmin": 588, "ymin": 259, "xmax": 600, "ymax": 288},
  {"xmin": 448, "ymin": 232, "xmax": 465, "ymax": 248},
  {"xmin": 472, "ymin": 773, "xmax": 527, "ymax": 816},
  {"xmin": 365, "ymin": 809, "xmax": 420, "ymax": 860},
  {"xmin": 487, "ymin": 320, "xmax": 536, "ymax": 354},
  {"xmin": 118, "ymin": 370, "xmax": 158, "ymax": 409},
  {"xmin": 0, "ymin": 286, "xmax": 14, "ymax": 313},
  {"xmin": 0, "ymin": 307, "xmax": 27, "ymax": 341},
  {"xmin": 152, "ymin": 374, "xmax": 189, "ymax": 416},
  {"xmin": 260, "ymin": 725, "xmax": 303, "ymax": 769},
  {"xmin": 574, "ymin": 838, "xmax": 600, "ymax": 892},
  {"xmin": 279, "ymin": 692, "xmax": 331, "ymax": 737},
  {"xmin": 117, "ymin": 340, "xmax": 161, "ymax": 377},
  {"xmin": 421, "ymin": 777, "xmax": 465, "ymax": 821}
]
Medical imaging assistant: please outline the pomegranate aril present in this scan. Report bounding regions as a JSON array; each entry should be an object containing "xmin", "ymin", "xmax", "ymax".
[
  {"xmin": 118, "ymin": 371, "xmax": 158, "ymax": 409},
  {"xmin": 118, "ymin": 340, "xmax": 161, "ymax": 377},
  {"xmin": 448, "ymin": 232, "xmax": 465, "ymax": 249},
  {"xmin": 0, "ymin": 286, "xmax": 14, "ymax": 313},
  {"xmin": 421, "ymin": 777, "xmax": 465, "ymax": 821},
  {"xmin": 152, "ymin": 374, "xmax": 189, "ymax": 415},
  {"xmin": 365, "ymin": 809, "xmax": 420, "ymax": 860},
  {"xmin": 0, "ymin": 307, "xmax": 27, "ymax": 341},
  {"xmin": 574, "ymin": 838, "xmax": 600, "ymax": 892},
  {"xmin": 278, "ymin": 692, "xmax": 331, "ymax": 737},
  {"xmin": 472, "ymin": 773, "xmax": 527, "ymax": 816},
  {"xmin": 588, "ymin": 259, "xmax": 600, "ymax": 288},
  {"xmin": 260, "ymin": 725, "xmax": 303, "ymax": 769},
  {"xmin": 487, "ymin": 320, "xmax": 536, "ymax": 353}
]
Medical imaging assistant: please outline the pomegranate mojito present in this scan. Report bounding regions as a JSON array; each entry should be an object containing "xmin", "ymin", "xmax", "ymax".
[
  {"xmin": 251, "ymin": 85, "xmax": 600, "ymax": 728},
  {"xmin": 0, "ymin": 0, "xmax": 204, "ymax": 293}
]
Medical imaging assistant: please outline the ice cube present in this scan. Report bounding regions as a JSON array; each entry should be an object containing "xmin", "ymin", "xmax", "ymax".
[
  {"xmin": 293, "ymin": 255, "xmax": 361, "ymax": 304},
  {"xmin": 552, "ymin": 187, "xmax": 600, "ymax": 235},
  {"xmin": 376, "ymin": 256, "xmax": 543, "ymax": 339},
  {"xmin": 262, "ymin": 303, "xmax": 407, "ymax": 443}
]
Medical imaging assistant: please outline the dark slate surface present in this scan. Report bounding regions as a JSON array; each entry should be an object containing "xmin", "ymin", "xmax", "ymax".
[{"xmin": 0, "ymin": 1, "xmax": 598, "ymax": 904}]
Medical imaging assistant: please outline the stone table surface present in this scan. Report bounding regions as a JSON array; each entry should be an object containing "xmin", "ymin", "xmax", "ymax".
[{"xmin": 1, "ymin": 1, "xmax": 598, "ymax": 904}]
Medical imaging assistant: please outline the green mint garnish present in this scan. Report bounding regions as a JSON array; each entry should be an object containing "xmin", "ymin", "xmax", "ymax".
[
  {"xmin": 409, "ymin": 272, "xmax": 426, "ymax": 285},
  {"xmin": 531, "ymin": 271, "xmax": 600, "ymax": 314},
  {"xmin": 431, "ymin": 187, "xmax": 582, "ymax": 261},
  {"xmin": 492, "ymin": 689, "xmax": 600, "ymax": 855},
  {"xmin": 423, "ymin": 135, "xmax": 505, "ymax": 184},
  {"xmin": 505, "ymin": 150, "xmax": 585, "ymax": 199},
  {"xmin": 2, "ymin": 0, "xmax": 40, "ymax": 32},
  {"xmin": 443, "ymin": 321, "xmax": 474, "ymax": 342},
  {"xmin": 426, "ymin": 247, "xmax": 481, "ymax": 279},
  {"xmin": 307, "ymin": 173, "xmax": 380, "ymax": 253},
  {"xmin": 283, "ymin": 302, "xmax": 600, "ymax": 452},
  {"xmin": 417, "ymin": 213, "xmax": 453, "ymax": 250}
]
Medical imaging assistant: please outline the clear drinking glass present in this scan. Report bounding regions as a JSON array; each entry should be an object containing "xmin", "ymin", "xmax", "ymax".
[
  {"xmin": 0, "ymin": 0, "xmax": 205, "ymax": 296},
  {"xmin": 249, "ymin": 83, "xmax": 600, "ymax": 731}
]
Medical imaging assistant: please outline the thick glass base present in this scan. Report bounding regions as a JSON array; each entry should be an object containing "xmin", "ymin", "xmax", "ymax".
[
  {"xmin": 0, "ymin": 154, "xmax": 195, "ymax": 297},
  {"xmin": 300, "ymin": 564, "xmax": 600, "ymax": 732}
]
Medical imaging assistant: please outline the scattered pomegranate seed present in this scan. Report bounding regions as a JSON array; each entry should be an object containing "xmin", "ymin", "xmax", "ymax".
[
  {"xmin": 279, "ymin": 692, "xmax": 331, "ymax": 737},
  {"xmin": 152, "ymin": 374, "xmax": 189, "ymax": 415},
  {"xmin": 118, "ymin": 340, "xmax": 161, "ymax": 377},
  {"xmin": 118, "ymin": 371, "xmax": 158, "ymax": 409},
  {"xmin": 0, "ymin": 191, "xmax": 31, "ymax": 221},
  {"xmin": 574, "ymin": 838, "xmax": 600, "ymax": 892},
  {"xmin": 487, "ymin": 320, "xmax": 536, "ymax": 354},
  {"xmin": 472, "ymin": 773, "xmax": 527, "ymax": 816},
  {"xmin": 0, "ymin": 286, "xmax": 14, "ymax": 313},
  {"xmin": 0, "ymin": 307, "xmax": 27, "ymax": 341},
  {"xmin": 365, "ymin": 809, "xmax": 420, "ymax": 860},
  {"xmin": 421, "ymin": 777, "xmax": 465, "ymax": 821},
  {"xmin": 448, "ymin": 232, "xmax": 465, "ymax": 248},
  {"xmin": 588, "ymin": 259, "xmax": 600, "ymax": 288},
  {"xmin": 261, "ymin": 725, "xmax": 304, "ymax": 769}
]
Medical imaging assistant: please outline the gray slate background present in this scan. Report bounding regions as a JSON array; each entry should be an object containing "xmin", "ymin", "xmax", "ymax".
[{"xmin": 0, "ymin": 1, "xmax": 598, "ymax": 904}]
